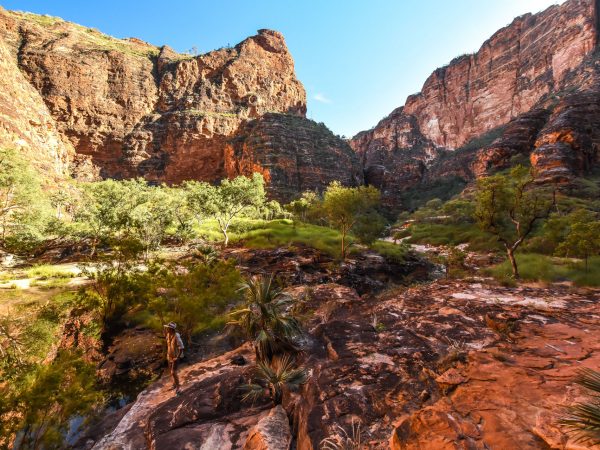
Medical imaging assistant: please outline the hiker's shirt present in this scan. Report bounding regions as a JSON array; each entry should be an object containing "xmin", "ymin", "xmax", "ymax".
[{"xmin": 166, "ymin": 332, "xmax": 184, "ymax": 362}]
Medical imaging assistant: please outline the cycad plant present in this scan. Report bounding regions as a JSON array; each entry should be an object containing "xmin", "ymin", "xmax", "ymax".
[
  {"xmin": 242, "ymin": 354, "xmax": 308, "ymax": 405},
  {"xmin": 229, "ymin": 274, "xmax": 301, "ymax": 362},
  {"xmin": 561, "ymin": 368, "xmax": 600, "ymax": 446}
]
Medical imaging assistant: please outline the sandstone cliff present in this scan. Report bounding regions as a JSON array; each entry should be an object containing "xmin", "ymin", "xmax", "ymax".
[
  {"xmin": 225, "ymin": 113, "xmax": 363, "ymax": 201},
  {"xmin": 351, "ymin": 0, "xmax": 600, "ymax": 207},
  {"xmin": 0, "ymin": 28, "xmax": 73, "ymax": 180},
  {"xmin": 0, "ymin": 9, "xmax": 360, "ymax": 200}
]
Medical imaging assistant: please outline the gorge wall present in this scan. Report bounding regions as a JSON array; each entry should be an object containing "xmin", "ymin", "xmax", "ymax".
[
  {"xmin": 0, "ymin": 8, "xmax": 361, "ymax": 199},
  {"xmin": 351, "ymin": 0, "xmax": 600, "ymax": 208},
  {"xmin": 2, "ymin": 0, "xmax": 600, "ymax": 207}
]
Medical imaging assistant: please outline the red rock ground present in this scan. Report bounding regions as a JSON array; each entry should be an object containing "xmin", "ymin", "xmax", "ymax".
[{"xmin": 86, "ymin": 280, "xmax": 600, "ymax": 449}]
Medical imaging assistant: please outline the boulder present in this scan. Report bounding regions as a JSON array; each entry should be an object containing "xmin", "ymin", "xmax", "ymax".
[{"xmin": 244, "ymin": 405, "xmax": 292, "ymax": 450}]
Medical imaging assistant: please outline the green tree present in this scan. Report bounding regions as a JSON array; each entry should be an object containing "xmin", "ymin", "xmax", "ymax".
[
  {"xmin": 77, "ymin": 239, "xmax": 148, "ymax": 330},
  {"xmin": 165, "ymin": 186, "xmax": 195, "ymax": 242},
  {"xmin": 242, "ymin": 355, "xmax": 308, "ymax": 405},
  {"xmin": 0, "ymin": 148, "xmax": 52, "ymax": 254},
  {"xmin": 286, "ymin": 191, "xmax": 319, "ymax": 223},
  {"xmin": 229, "ymin": 274, "xmax": 301, "ymax": 362},
  {"xmin": 183, "ymin": 180, "xmax": 211, "ymax": 229},
  {"xmin": 199, "ymin": 173, "xmax": 266, "ymax": 246},
  {"xmin": 74, "ymin": 179, "xmax": 141, "ymax": 255},
  {"xmin": 556, "ymin": 211, "xmax": 600, "ymax": 272},
  {"xmin": 129, "ymin": 186, "xmax": 175, "ymax": 259},
  {"xmin": 352, "ymin": 211, "xmax": 387, "ymax": 245},
  {"xmin": 321, "ymin": 182, "xmax": 382, "ymax": 259},
  {"xmin": 474, "ymin": 166, "xmax": 553, "ymax": 278}
]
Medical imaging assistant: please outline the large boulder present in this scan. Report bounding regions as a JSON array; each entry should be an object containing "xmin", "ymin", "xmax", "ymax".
[{"xmin": 244, "ymin": 405, "xmax": 292, "ymax": 450}]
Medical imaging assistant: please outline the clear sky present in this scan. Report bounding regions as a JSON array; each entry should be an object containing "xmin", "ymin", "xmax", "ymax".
[{"xmin": 1, "ymin": 0, "xmax": 566, "ymax": 137}]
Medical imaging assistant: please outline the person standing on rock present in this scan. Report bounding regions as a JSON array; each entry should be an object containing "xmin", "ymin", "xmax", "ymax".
[{"xmin": 164, "ymin": 322, "xmax": 184, "ymax": 394}]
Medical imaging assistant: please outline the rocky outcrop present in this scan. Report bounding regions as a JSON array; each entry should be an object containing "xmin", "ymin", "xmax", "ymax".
[
  {"xmin": 86, "ymin": 279, "xmax": 600, "ymax": 449},
  {"xmin": 89, "ymin": 345, "xmax": 269, "ymax": 450},
  {"xmin": 0, "ymin": 8, "xmax": 356, "ymax": 200},
  {"xmin": 471, "ymin": 109, "xmax": 550, "ymax": 177},
  {"xmin": 0, "ymin": 31, "xmax": 73, "ymax": 180},
  {"xmin": 243, "ymin": 406, "xmax": 292, "ymax": 450},
  {"xmin": 225, "ymin": 113, "xmax": 363, "ymax": 202},
  {"xmin": 532, "ymin": 89, "xmax": 600, "ymax": 183},
  {"xmin": 351, "ymin": 0, "xmax": 600, "ymax": 207}
]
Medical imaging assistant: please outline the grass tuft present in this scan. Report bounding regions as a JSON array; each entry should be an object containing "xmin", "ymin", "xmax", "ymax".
[{"xmin": 26, "ymin": 265, "xmax": 74, "ymax": 280}]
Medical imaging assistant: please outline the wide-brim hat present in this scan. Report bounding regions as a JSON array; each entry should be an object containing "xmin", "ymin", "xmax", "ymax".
[{"xmin": 164, "ymin": 322, "xmax": 177, "ymax": 330}]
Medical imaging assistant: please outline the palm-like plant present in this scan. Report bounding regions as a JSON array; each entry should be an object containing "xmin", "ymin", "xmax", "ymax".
[
  {"xmin": 229, "ymin": 274, "xmax": 302, "ymax": 362},
  {"xmin": 242, "ymin": 354, "xmax": 308, "ymax": 405},
  {"xmin": 561, "ymin": 368, "xmax": 600, "ymax": 446}
]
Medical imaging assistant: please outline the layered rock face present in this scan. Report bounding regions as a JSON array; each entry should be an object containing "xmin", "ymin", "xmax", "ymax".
[
  {"xmin": 351, "ymin": 0, "xmax": 600, "ymax": 207},
  {"xmin": 225, "ymin": 113, "xmax": 363, "ymax": 201},
  {"xmin": 0, "ymin": 8, "xmax": 356, "ymax": 199},
  {"xmin": 0, "ymin": 32, "xmax": 73, "ymax": 180}
]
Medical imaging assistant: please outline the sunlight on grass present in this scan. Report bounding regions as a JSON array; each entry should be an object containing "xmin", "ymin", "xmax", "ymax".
[
  {"xmin": 197, "ymin": 218, "xmax": 348, "ymax": 257},
  {"xmin": 239, "ymin": 219, "xmax": 346, "ymax": 257},
  {"xmin": 406, "ymin": 223, "xmax": 500, "ymax": 252},
  {"xmin": 371, "ymin": 241, "xmax": 410, "ymax": 263},
  {"xmin": 26, "ymin": 264, "xmax": 75, "ymax": 280},
  {"xmin": 486, "ymin": 254, "xmax": 600, "ymax": 287}
]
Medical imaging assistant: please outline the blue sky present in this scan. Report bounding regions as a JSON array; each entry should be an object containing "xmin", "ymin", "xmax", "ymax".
[{"xmin": 2, "ymin": 0, "xmax": 565, "ymax": 137}]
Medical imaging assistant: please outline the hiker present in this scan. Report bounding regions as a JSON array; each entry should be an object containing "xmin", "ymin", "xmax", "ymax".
[{"xmin": 164, "ymin": 322, "xmax": 184, "ymax": 394}]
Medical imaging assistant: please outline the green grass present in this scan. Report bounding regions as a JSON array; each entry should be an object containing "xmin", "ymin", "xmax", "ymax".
[
  {"xmin": 371, "ymin": 241, "xmax": 410, "ymax": 263},
  {"xmin": 26, "ymin": 264, "xmax": 74, "ymax": 280},
  {"xmin": 486, "ymin": 254, "xmax": 600, "ymax": 287},
  {"xmin": 0, "ymin": 271, "xmax": 27, "ymax": 282},
  {"xmin": 238, "ymin": 219, "xmax": 348, "ymax": 257},
  {"xmin": 11, "ymin": 10, "xmax": 160, "ymax": 58},
  {"xmin": 30, "ymin": 278, "xmax": 73, "ymax": 289},
  {"xmin": 15, "ymin": 11, "xmax": 63, "ymax": 27},
  {"xmin": 406, "ymin": 222, "xmax": 500, "ymax": 252},
  {"xmin": 399, "ymin": 176, "xmax": 468, "ymax": 212},
  {"xmin": 196, "ymin": 218, "xmax": 348, "ymax": 257}
]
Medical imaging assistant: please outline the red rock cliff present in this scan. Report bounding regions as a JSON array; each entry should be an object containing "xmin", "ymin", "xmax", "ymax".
[
  {"xmin": 352, "ymin": 0, "xmax": 600, "ymax": 207},
  {"xmin": 0, "ymin": 9, "xmax": 360, "ymax": 199}
]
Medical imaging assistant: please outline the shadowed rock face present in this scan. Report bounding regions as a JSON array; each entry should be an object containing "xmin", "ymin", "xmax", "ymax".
[
  {"xmin": 0, "ymin": 9, "xmax": 357, "ymax": 199},
  {"xmin": 352, "ymin": 0, "xmax": 600, "ymax": 208},
  {"xmin": 225, "ymin": 113, "xmax": 364, "ymax": 202}
]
